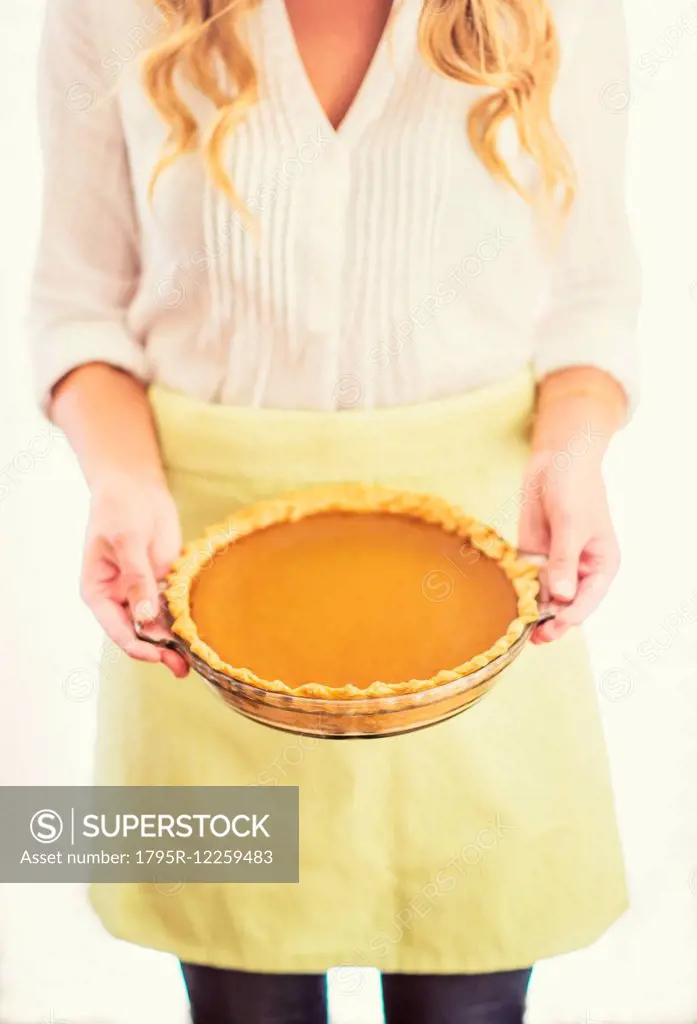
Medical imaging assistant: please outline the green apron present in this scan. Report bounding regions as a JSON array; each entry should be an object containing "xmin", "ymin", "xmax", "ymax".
[{"xmin": 89, "ymin": 368, "xmax": 627, "ymax": 973}]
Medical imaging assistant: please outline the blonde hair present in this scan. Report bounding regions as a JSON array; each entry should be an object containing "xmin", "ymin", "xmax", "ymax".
[{"xmin": 143, "ymin": 0, "xmax": 575, "ymax": 214}]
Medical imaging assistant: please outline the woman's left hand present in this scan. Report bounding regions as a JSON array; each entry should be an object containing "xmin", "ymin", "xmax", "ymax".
[{"xmin": 518, "ymin": 449, "xmax": 620, "ymax": 645}]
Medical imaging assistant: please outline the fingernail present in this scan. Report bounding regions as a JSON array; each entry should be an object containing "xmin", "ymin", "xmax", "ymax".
[
  {"xmin": 553, "ymin": 579, "xmax": 575, "ymax": 601},
  {"xmin": 135, "ymin": 599, "xmax": 156, "ymax": 622}
]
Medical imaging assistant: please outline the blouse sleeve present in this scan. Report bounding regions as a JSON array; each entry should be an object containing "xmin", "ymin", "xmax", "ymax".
[
  {"xmin": 27, "ymin": 0, "xmax": 151, "ymax": 414},
  {"xmin": 532, "ymin": 0, "xmax": 641, "ymax": 410}
]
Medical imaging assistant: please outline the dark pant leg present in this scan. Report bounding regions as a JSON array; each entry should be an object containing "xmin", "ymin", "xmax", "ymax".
[
  {"xmin": 180, "ymin": 963, "xmax": 328, "ymax": 1024},
  {"xmin": 381, "ymin": 968, "xmax": 532, "ymax": 1024}
]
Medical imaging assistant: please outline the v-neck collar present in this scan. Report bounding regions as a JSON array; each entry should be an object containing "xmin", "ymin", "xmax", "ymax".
[{"xmin": 264, "ymin": 0, "xmax": 418, "ymax": 148}]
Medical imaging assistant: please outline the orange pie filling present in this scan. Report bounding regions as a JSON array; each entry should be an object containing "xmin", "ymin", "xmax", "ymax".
[{"xmin": 166, "ymin": 486, "xmax": 539, "ymax": 698}]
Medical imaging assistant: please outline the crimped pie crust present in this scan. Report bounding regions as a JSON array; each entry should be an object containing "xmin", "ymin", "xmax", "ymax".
[{"xmin": 165, "ymin": 483, "xmax": 540, "ymax": 699}]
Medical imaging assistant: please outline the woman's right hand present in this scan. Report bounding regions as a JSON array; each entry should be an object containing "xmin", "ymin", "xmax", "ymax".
[{"xmin": 81, "ymin": 474, "xmax": 189, "ymax": 678}]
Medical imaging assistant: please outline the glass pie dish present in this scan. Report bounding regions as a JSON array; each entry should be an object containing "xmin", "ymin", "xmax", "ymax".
[{"xmin": 134, "ymin": 485, "xmax": 555, "ymax": 739}]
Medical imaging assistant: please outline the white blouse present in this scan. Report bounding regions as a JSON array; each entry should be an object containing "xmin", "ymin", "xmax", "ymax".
[{"xmin": 29, "ymin": 0, "xmax": 640, "ymax": 413}]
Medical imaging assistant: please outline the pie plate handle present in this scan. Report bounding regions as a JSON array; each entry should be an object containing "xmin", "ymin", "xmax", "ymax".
[
  {"xmin": 516, "ymin": 549, "xmax": 557, "ymax": 626},
  {"xmin": 133, "ymin": 617, "xmax": 184, "ymax": 652},
  {"xmin": 132, "ymin": 593, "xmax": 188, "ymax": 654}
]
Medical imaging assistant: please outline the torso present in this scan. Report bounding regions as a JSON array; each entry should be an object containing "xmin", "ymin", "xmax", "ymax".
[{"xmin": 88, "ymin": 0, "xmax": 588, "ymax": 410}]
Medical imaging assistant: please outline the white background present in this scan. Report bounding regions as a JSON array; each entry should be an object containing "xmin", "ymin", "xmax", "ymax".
[{"xmin": 2, "ymin": 1, "xmax": 697, "ymax": 1021}]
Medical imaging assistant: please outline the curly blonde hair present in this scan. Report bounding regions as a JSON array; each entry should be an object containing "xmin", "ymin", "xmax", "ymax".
[{"xmin": 143, "ymin": 0, "xmax": 575, "ymax": 214}]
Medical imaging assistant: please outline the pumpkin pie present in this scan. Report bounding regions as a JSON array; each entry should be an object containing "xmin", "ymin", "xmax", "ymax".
[{"xmin": 165, "ymin": 484, "xmax": 539, "ymax": 698}]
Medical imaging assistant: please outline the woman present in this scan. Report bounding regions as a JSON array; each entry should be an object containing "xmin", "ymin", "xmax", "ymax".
[{"xmin": 29, "ymin": 0, "xmax": 639, "ymax": 1021}]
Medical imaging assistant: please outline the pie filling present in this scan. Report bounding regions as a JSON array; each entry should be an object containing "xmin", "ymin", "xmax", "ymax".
[{"xmin": 188, "ymin": 510, "xmax": 519, "ymax": 689}]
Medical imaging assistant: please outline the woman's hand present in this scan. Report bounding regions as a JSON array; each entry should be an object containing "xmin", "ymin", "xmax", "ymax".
[
  {"xmin": 80, "ymin": 474, "xmax": 189, "ymax": 677},
  {"xmin": 519, "ymin": 367, "xmax": 628, "ymax": 645},
  {"xmin": 518, "ymin": 450, "xmax": 620, "ymax": 644},
  {"xmin": 49, "ymin": 367, "xmax": 188, "ymax": 676}
]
